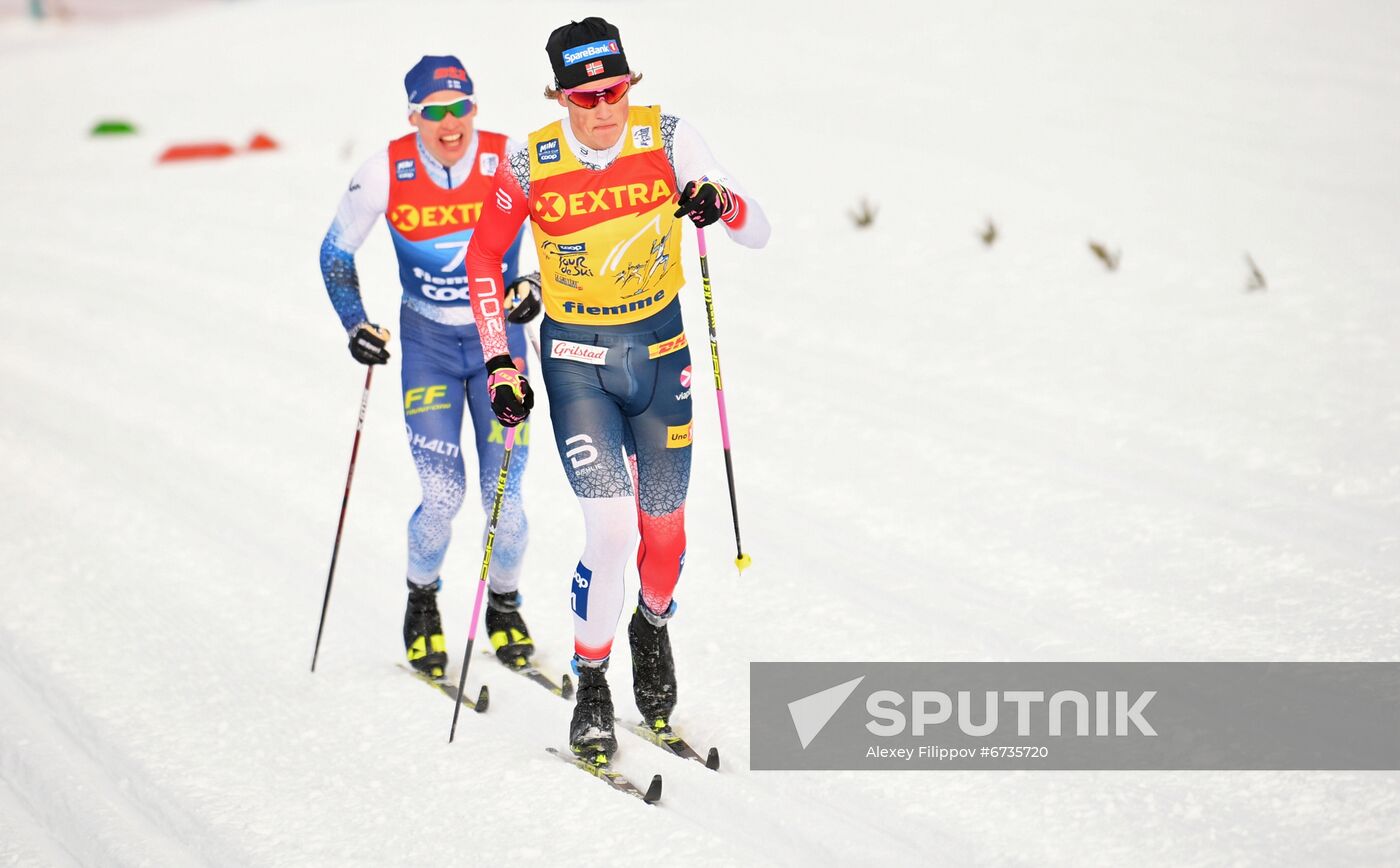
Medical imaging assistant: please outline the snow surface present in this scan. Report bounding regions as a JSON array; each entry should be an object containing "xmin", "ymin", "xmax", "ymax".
[{"xmin": 2, "ymin": 0, "xmax": 1399, "ymax": 865}]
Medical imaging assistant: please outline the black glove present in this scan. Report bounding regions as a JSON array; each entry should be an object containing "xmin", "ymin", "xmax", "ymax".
[
  {"xmin": 674, "ymin": 180, "xmax": 736, "ymax": 228},
  {"xmin": 505, "ymin": 273, "xmax": 542, "ymax": 324},
  {"xmin": 348, "ymin": 322, "xmax": 391, "ymax": 365},
  {"xmin": 485, "ymin": 354, "xmax": 534, "ymax": 426}
]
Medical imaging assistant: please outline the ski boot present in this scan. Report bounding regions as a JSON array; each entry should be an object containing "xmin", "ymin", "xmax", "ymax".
[
  {"xmin": 628, "ymin": 596, "xmax": 677, "ymax": 735},
  {"xmin": 485, "ymin": 589, "xmax": 535, "ymax": 666},
  {"xmin": 570, "ymin": 656, "xmax": 618, "ymax": 763},
  {"xmin": 403, "ymin": 579, "xmax": 447, "ymax": 678}
]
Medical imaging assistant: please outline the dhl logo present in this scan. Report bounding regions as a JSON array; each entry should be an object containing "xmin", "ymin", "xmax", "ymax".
[
  {"xmin": 666, "ymin": 422, "xmax": 692, "ymax": 449},
  {"xmin": 533, "ymin": 180, "xmax": 675, "ymax": 223},
  {"xmin": 647, "ymin": 333, "xmax": 688, "ymax": 359},
  {"xmin": 389, "ymin": 202, "xmax": 484, "ymax": 233}
]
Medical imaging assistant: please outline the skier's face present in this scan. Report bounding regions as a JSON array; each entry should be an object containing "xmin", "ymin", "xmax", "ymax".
[
  {"xmin": 409, "ymin": 88, "xmax": 477, "ymax": 167},
  {"xmin": 557, "ymin": 75, "xmax": 630, "ymax": 150}
]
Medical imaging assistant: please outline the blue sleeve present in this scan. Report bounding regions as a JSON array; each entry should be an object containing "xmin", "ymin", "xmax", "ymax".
[
  {"xmin": 320, "ymin": 227, "xmax": 368, "ymax": 333},
  {"xmin": 501, "ymin": 223, "xmax": 525, "ymax": 287}
]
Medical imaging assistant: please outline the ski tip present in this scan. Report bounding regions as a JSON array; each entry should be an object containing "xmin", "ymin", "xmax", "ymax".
[
  {"xmin": 735, "ymin": 552, "xmax": 753, "ymax": 574},
  {"xmin": 474, "ymin": 685, "xmax": 490, "ymax": 713},
  {"xmin": 644, "ymin": 774, "xmax": 663, "ymax": 804},
  {"xmin": 705, "ymin": 747, "xmax": 721, "ymax": 771},
  {"xmin": 561, "ymin": 672, "xmax": 576, "ymax": 700}
]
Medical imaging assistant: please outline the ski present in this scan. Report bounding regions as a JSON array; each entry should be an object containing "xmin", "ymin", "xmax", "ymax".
[
  {"xmin": 545, "ymin": 747, "xmax": 662, "ymax": 804},
  {"xmin": 628, "ymin": 722, "xmax": 721, "ymax": 771},
  {"xmin": 397, "ymin": 663, "xmax": 489, "ymax": 712},
  {"xmin": 485, "ymin": 650, "xmax": 575, "ymax": 699}
]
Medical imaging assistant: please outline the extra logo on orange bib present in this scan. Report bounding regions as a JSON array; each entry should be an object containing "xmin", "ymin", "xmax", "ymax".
[{"xmin": 389, "ymin": 202, "xmax": 484, "ymax": 232}]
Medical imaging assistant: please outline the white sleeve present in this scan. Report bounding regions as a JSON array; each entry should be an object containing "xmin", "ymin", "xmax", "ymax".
[
  {"xmin": 325, "ymin": 149, "xmax": 390, "ymax": 254},
  {"xmin": 670, "ymin": 117, "xmax": 771, "ymax": 249}
]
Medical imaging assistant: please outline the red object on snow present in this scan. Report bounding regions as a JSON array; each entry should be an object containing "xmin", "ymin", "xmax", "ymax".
[
  {"xmin": 246, "ymin": 132, "xmax": 279, "ymax": 151},
  {"xmin": 158, "ymin": 142, "xmax": 235, "ymax": 163}
]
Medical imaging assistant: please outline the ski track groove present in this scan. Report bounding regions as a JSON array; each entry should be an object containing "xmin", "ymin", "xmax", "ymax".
[{"xmin": 0, "ymin": 634, "xmax": 242, "ymax": 867}]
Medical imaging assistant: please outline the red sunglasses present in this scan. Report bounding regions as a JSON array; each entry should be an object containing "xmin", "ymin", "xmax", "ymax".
[{"xmin": 561, "ymin": 79, "xmax": 630, "ymax": 110}]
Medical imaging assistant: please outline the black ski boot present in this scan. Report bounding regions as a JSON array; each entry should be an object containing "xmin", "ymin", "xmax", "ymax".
[
  {"xmin": 485, "ymin": 589, "xmax": 535, "ymax": 666},
  {"xmin": 403, "ymin": 579, "xmax": 447, "ymax": 678},
  {"xmin": 570, "ymin": 656, "xmax": 618, "ymax": 762},
  {"xmin": 628, "ymin": 596, "xmax": 677, "ymax": 732}
]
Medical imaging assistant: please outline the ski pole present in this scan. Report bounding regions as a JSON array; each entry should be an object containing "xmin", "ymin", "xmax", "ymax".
[
  {"xmin": 449, "ymin": 425, "xmax": 517, "ymax": 742},
  {"xmin": 696, "ymin": 227, "xmax": 751, "ymax": 573},
  {"xmin": 311, "ymin": 366, "xmax": 375, "ymax": 672}
]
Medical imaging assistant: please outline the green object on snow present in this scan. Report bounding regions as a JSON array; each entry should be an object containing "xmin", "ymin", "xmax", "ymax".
[{"xmin": 91, "ymin": 120, "xmax": 137, "ymax": 136}]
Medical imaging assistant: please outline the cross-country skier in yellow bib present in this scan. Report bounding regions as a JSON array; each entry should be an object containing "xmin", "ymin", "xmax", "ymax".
[{"xmin": 465, "ymin": 17, "xmax": 769, "ymax": 762}]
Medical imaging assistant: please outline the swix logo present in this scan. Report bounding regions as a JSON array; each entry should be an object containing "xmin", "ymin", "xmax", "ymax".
[
  {"xmin": 434, "ymin": 67, "xmax": 468, "ymax": 81},
  {"xmin": 562, "ymin": 40, "xmax": 620, "ymax": 67},
  {"xmin": 647, "ymin": 333, "xmax": 687, "ymax": 360},
  {"xmin": 389, "ymin": 203, "xmax": 483, "ymax": 232},
  {"xmin": 564, "ymin": 434, "xmax": 598, "ymax": 469},
  {"xmin": 571, "ymin": 562, "xmax": 593, "ymax": 618},
  {"xmin": 532, "ymin": 180, "xmax": 675, "ymax": 223},
  {"xmin": 404, "ymin": 384, "xmax": 449, "ymax": 415},
  {"xmin": 551, "ymin": 339, "xmax": 609, "ymax": 365}
]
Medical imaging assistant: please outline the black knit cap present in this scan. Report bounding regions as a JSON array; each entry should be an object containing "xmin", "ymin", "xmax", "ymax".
[{"xmin": 546, "ymin": 17, "xmax": 629, "ymax": 90}]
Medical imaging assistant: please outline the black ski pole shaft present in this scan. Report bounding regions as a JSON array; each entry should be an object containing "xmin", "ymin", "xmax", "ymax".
[
  {"xmin": 311, "ymin": 366, "xmax": 374, "ymax": 672},
  {"xmin": 449, "ymin": 424, "xmax": 517, "ymax": 742}
]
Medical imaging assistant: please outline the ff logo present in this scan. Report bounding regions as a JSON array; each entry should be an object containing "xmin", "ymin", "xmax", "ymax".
[{"xmin": 404, "ymin": 384, "xmax": 448, "ymax": 415}]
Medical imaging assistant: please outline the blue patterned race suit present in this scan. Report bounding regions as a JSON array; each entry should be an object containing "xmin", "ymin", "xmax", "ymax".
[{"xmin": 320, "ymin": 129, "xmax": 530, "ymax": 592}]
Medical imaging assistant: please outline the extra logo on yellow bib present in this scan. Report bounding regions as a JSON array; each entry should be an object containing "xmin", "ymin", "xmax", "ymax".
[
  {"xmin": 533, "ymin": 180, "xmax": 675, "ymax": 224},
  {"xmin": 666, "ymin": 423, "xmax": 693, "ymax": 449}
]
